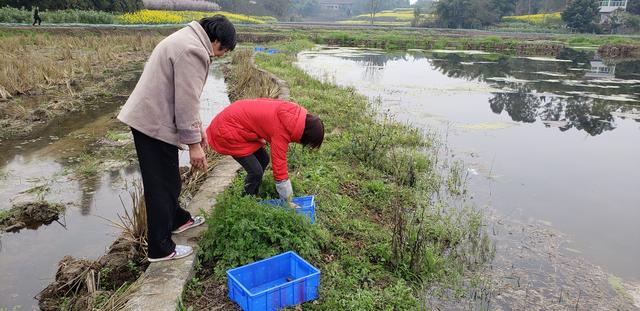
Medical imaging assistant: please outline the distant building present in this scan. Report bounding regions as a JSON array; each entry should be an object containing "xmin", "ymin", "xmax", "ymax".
[
  {"xmin": 318, "ymin": 0, "xmax": 355, "ymax": 16},
  {"xmin": 586, "ymin": 60, "xmax": 616, "ymax": 78},
  {"xmin": 599, "ymin": 0, "xmax": 627, "ymax": 23}
]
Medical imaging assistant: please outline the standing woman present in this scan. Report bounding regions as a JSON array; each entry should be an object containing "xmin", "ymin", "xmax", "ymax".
[
  {"xmin": 118, "ymin": 16, "xmax": 236, "ymax": 262},
  {"xmin": 32, "ymin": 6, "xmax": 41, "ymax": 26}
]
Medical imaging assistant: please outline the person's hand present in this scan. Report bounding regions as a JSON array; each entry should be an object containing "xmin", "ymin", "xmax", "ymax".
[
  {"xmin": 275, "ymin": 179, "xmax": 293, "ymax": 200},
  {"xmin": 188, "ymin": 143, "xmax": 208, "ymax": 171},
  {"xmin": 200, "ymin": 131, "xmax": 209, "ymax": 151}
]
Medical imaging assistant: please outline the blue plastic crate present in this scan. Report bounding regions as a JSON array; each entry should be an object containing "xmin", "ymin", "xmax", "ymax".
[
  {"xmin": 260, "ymin": 195, "xmax": 316, "ymax": 224},
  {"xmin": 227, "ymin": 251, "xmax": 320, "ymax": 311}
]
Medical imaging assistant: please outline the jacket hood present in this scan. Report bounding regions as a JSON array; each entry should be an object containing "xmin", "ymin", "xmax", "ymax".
[{"xmin": 277, "ymin": 103, "xmax": 307, "ymax": 143}]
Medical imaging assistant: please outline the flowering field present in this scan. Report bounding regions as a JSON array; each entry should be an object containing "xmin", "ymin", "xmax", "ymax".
[
  {"xmin": 355, "ymin": 8, "xmax": 415, "ymax": 21},
  {"xmin": 118, "ymin": 9, "xmax": 276, "ymax": 24},
  {"xmin": 0, "ymin": 7, "xmax": 276, "ymax": 25},
  {"xmin": 502, "ymin": 12, "xmax": 562, "ymax": 25},
  {"xmin": 339, "ymin": 8, "xmax": 422, "ymax": 26}
]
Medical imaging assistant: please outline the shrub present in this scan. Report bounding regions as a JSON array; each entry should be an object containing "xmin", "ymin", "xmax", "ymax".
[{"xmin": 198, "ymin": 183, "xmax": 327, "ymax": 278}]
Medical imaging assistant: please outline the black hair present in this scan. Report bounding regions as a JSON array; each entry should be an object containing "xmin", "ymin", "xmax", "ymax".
[
  {"xmin": 300, "ymin": 114, "xmax": 324, "ymax": 149},
  {"xmin": 199, "ymin": 15, "xmax": 237, "ymax": 51}
]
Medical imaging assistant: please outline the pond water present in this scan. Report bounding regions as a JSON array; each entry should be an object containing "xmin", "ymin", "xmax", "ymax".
[
  {"xmin": 296, "ymin": 47, "xmax": 640, "ymax": 301},
  {"xmin": 0, "ymin": 65, "xmax": 230, "ymax": 309}
]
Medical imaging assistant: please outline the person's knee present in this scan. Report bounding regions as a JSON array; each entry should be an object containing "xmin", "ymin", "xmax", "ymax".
[
  {"xmin": 247, "ymin": 167, "xmax": 264, "ymax": 182},
  {"xmin": 260, "ymin": 157, "xmax": 270, "ymax": 170}
]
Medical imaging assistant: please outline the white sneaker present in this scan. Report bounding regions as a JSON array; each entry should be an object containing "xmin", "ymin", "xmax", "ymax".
[
  {"xmin": 148, "ymin": 245, "xmax": 193, "ymax": 262},
  {"xmin": 172, "ymin": 216, "xmax": 205, "ymax": 234}
]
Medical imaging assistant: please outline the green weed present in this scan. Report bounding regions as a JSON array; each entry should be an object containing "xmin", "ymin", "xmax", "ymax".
[
  {"xmin": 0, "ymin": 209, "xmax": 11, "ymax": 223},
  {"xmin": 199, "ymin": 185, "xmax": 327, "ymax": 279},
  {"xmin": 76, "ymin": 153, "xmax": 99, "ymax": 177},
  {"xmin": 104, "ymin": 130, "xmax": 129, "ymax": 142}
]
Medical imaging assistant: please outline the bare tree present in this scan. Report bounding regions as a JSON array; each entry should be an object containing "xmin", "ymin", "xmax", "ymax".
[{"xmin": 369, "ymin": 0, "xmax": 380, "ymax": 25}]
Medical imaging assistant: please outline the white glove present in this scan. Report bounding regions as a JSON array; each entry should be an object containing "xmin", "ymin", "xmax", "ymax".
[{"xmin": 275, "ymin": 179, "xmax": 293, "ymax": 200}]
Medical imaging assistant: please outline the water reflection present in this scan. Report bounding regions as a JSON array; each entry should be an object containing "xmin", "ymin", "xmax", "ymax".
[
  {"xmin": 489, "ymin": 87, "xmax": 622, "ymax": 136},
  {"xmin": 326, "ymin": 48, "xmax": 640, "ymax": 136}
]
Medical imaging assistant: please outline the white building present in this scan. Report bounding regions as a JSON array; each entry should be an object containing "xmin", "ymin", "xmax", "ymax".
[{"xmin": 599, "ymin": 0, "xmax": 628, "ymax": 23}]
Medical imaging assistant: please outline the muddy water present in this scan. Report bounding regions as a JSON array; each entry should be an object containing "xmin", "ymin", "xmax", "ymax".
[
  {"xmin": 296, "ymin": 47, "xmax": 640, "ymax": 306},
  {"xmin": 0, "ymin": 65, "xmax": 230, "ymax": 309}
]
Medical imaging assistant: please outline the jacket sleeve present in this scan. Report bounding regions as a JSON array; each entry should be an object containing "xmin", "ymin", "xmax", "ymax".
[
  {"xmin": 270, "ymin": 135, "xmax": 290, "ymax": 181},
  {"xmin": 174, "ymin": 49, "xmax": 209, "ymax": 145}
]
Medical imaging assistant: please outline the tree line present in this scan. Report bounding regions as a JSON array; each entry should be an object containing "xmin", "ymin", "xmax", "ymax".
[
  {"xmin": 0, "ymin": 0, "xmax": 144, "ymax": 12},
  {"xmin": 432, "ymin": 0, "xmax": 640, "ymax": 32}
]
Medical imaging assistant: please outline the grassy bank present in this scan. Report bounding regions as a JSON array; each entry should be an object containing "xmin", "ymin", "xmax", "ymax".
[{"xmin": 183, "ymin": 41, "xmax": 489, "ymax": 309}]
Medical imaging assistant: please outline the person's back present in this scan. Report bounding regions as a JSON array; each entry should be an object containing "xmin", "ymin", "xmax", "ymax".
[
  {"xmin": 118, "ymin": 22, "xmax": 212, "ymax": 148},
  {"xmin": 206, "ymin": 98, "xmax": 306, "ymax": 160}
]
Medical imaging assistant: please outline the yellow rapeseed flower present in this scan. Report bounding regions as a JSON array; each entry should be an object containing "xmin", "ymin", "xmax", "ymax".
[
  {"xmin": 118, "ymin": 10, "xmax": 276, "ymax": 25},
  {"xmin": 502, "ymin": 12, "xmax": 562, "ymax": 25}
]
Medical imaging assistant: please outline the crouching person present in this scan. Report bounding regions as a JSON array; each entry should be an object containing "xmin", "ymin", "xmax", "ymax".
[
  {"xmin": 206, "ymin": 98, "xmax": 324, "ymax": 199},
  {"xmin": 117, "ymin": 16, "xmax": 236, "ymax": 262}
]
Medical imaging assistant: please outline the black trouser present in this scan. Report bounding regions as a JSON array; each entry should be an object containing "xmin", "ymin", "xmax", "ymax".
[
  {"xmin": 33, "ymin": 16, "xmax": 41, "ymax": 26},
  {"xmin": 132, "ymin": 128, "xmax": 192, "ymax": 258},
  {"xmin": 233, "ymin": 148, "xmax": 270, "ymax": 196}
]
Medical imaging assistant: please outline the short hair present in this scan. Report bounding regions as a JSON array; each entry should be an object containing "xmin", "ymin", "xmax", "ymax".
[
  {"xmin": 199, "ymin": 15, "xmax": 236, "ymax": 51},
  {"xmin": 300, "ymin": 114, "xmax": 324, "ymax": 149}
]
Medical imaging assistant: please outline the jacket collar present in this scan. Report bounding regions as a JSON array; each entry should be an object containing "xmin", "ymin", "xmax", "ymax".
[{"xmin": 188, "ymin": 21, "xmax": 213, "ymax": 58}]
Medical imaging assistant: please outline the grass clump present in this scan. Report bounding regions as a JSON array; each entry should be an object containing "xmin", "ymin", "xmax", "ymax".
[{"xmin": 199, "ymin": 180, "xmax": 327, "ymax": 279}]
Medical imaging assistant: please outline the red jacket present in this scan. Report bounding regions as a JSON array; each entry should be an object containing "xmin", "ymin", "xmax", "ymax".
[{"xmin": 206, "ymin": 98, "xmax": 307, "ymax": 181}]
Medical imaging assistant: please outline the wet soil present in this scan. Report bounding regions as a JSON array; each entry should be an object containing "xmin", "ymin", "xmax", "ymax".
[
  {"xmin": 184, "ymin": 276, "xmax": 241, "ymax": 311},
  {"xmin": 38, "ymin": 237, "xmax": 148, "ymax": 311},
  {"xmin": 0, "ymin": 201, "xmax": 65, "ymax": 232}
]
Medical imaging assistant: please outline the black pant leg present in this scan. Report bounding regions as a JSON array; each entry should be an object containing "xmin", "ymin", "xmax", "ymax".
[
  {"xmin": 132, "ymin": 128, "xmax": 182, "ymax": 258},
  {"xmin": 171, "ymin": 187, "xmax": 192, "ymax": 231},
  {"xmin": 233, "ymin": 152, "xmax": 265, "ymax": 196},
  {"xmin": 170, "ymin": 153, "xmax": 191, "ymax": 231},
  {"xmin": 254, "ymin": 147, "xmax": 270, "ymax": 172}
]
